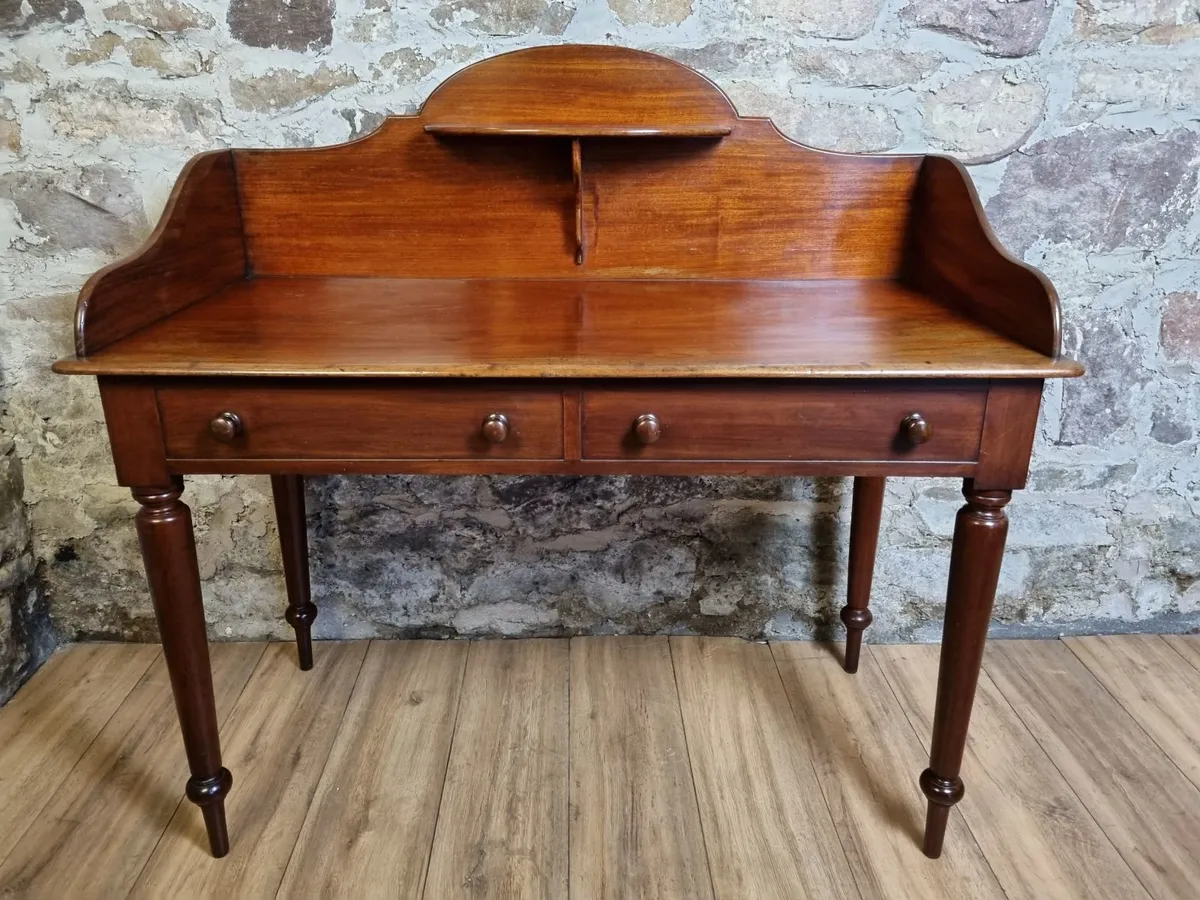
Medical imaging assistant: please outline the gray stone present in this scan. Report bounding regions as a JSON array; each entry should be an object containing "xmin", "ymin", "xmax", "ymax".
[
  {"xmin": 0, "ymin": 98, "xmax": 18, "ymax": 153},
  {"xmin": 103, "ymin": 0, "xmax": 213, "ymax": 31},
  {"xmin": 231, "ymin": 65, "xmax": 360, "ymax": 112},
  {"xmin": 741, "ymin": 0, "xmax": 883, "ymax": 39},
  {"xmin": 1151, "ymin": 401, "xmax": 1193, "ymax": 444},
  {"xmin": 657, "ymin": 40, "xmax": 780, "ymax": 76},
  {"xmin": 902, "ymin": 0, "xmax": 1054, "ymax": 57},
  {"xmin": 42, "ymin": 79, "xmax": 223, "ymax": 143},
  {"xmin": 792, "ymin": 47, "xmax": 943, "ymax": 88},
  {"xmin": 432, "ymin": 0, "xmax": 576, "ymax": 35},
  {"xmin": 0, "ymin": 165, "xmax": 145, "ymax": 255},
  {"xmin": 1161, "ymin": 292, "xmax": 1200, "ymax": 362},
  {"xmin": 987, "ymin": 128, "xmax": 1200, "ymax": 255},
  {"xmin": 373, "ymin": 48, "xmax": 438, "ymax": 83},
  {"xmin": 609, "ymin": 0, "xmax": 692, "ymax": 26},
  {"xmin": 1059, "ymin": 314, "xmax": 1150, "ymax": 446},
  {"xmin": 1, "ymin": 0, "xmax": 83, "ymax": 33},
  {"xmin": 922, "ymin": 70, "xmax": 1046, "ymax": 163},
  {"xmin": 1076, "ymin": 0, "xmax": 1200, "ymax": 44},
  {"xmin": 726, "ymin": 81, "xmax": 902, "ymax": 151},
  {"xmin": 1068, "ymin": 61, "xmax": 1200, "ymax": 123},
  {"xmin": 228, "ymin": 0, "xmax": 334, "ymax": 51}
]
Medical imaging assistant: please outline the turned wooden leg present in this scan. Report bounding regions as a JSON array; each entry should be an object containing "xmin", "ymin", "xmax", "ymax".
[
  {"xmin": 134, "ymin": 479, "xmax": 232, "ymax": 858},
  {"xmin": 840, "ymin": 475, "xmax": 884, "ymax": 674},
  {"xmin": 920, "ymin": 479, "xmax": 1010, "ymax": 858},
  {"xmin": 271, "ymin": 474, "xmax": 317, "ymax": 671}
]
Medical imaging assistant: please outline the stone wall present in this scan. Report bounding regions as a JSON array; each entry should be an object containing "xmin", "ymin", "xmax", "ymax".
[{"xmin": 1, "ymin": 0, "xmax": 1198, "ymax": 665}]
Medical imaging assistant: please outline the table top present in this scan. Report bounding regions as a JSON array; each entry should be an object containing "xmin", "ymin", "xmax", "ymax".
[{"xmin": 53, "ymin": 277, "xmax": 1082, "ymax": 380}]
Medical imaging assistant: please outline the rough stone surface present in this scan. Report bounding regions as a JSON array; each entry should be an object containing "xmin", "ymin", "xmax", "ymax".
[
  {"xmin": 922, "ymin": 70, "xmax": 1047, "ymax": 163},
  {"xmin": 228, "ymin": 0, "xmax": 334, "ymax": 51},
  {"xmin": 902, "ymin": 0, "xmax": 1054, "ymax": 57},
  {"xmin": 1, "ymin": 0, "xmax": 1199, "ymax": 704}
]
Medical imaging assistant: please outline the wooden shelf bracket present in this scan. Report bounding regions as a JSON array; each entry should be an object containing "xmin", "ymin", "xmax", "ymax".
[{"xmin": 573, "ymin": 137, "xmax": 585, "ymax": 265}]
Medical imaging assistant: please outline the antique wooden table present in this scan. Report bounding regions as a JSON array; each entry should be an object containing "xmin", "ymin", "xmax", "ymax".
[{"xmin": 54, "ymin": 46, "xmax": 1083, "ymax": 862}]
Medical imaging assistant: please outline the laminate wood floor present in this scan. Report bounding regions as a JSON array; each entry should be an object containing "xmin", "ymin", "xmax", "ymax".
[{"xmin": 1, "ymin": 635, "xmax": 1197, "ymax": 899}]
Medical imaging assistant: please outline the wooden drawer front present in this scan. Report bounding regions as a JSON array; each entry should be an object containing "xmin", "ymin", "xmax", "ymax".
[
  {"xmin": 158, "ymin": 383, "xmax": 564, "ymax": 459},
  {"xmin": 581, "ymin": 384, "xmax": 987, "ymax": 461}
]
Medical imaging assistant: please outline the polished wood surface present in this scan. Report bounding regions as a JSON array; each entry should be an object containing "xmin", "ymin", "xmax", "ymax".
[
  {"xmin": 841, "ymin": 476, "xmax": 885, "ymax": 674},
  {"xmin": 56, "ymin": 278, "xmax": 1081, "ymax": 379}
]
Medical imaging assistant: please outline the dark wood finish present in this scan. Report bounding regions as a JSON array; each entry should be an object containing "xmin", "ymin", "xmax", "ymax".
[
  {"xmin": 271, "ymin": 475, "xmax": 316, "ymax": 671},
  {"xmin": 582, "ymin": 383, "xmax": 988, "ymax": 462},
  {"xmin": 133, "ymin": 479, "xmax": 231, "ymax": 857},
  {"xmin": 156, "ymin": 381, "xmax": 565, "ymax": 461},
  {"xmin": 52, "ymin": 45, "xmax": 1083, "ymax": 863},
  {"xmin": 920, "ymin": 481, "xmax": 1011, "ymax": 858},
  {"xmin": 841, "ymin": 476, "xmax": 885, "ymax": 674},
  {"xmin": 75, "ymin": 152, "xmax": 245, "ymax": 356},
  {"xmin": 420, "ymin": 45, "xmax": 736, "ymax": 137}
]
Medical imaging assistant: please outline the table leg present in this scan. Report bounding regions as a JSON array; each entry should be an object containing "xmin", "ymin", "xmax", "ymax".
[
  {"xmin": 920, "ymin": 479, "xmax": 1010, "ymax": 858},
  {"xmin": 134, "ymin": 479, "xmax": 233, "ymax": 858},
  {"xmin": 840, "ymin": 475, "xmax": 884, "ymax": 674},
  {"xmin": 272, "ymin": 474, "xmax": 317, "ymax": 671}
]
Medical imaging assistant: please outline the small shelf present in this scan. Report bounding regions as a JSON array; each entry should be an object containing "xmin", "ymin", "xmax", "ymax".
[{"xmin": 424, "ymin": 124, "xmax": 732, "ymax": 138}]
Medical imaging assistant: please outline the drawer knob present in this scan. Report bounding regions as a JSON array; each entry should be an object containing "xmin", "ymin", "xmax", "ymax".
[
  {"xmin": 209, "ymin": 412, "xmax": 243, "ymax": 443},
  {"xmin": 633, "ymin": 413, "xmax": 661, "ymax": 445},
  {"xmin": 481, "ymin": 413, "xmax": 509, "ymax": 444},
  {"xmin": 901, "ymin": 412, "xmax": 932, "ymax": 445}
]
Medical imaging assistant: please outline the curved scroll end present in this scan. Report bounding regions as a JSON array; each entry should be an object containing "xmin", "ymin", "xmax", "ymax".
[
  {"xmin": 420, "ymin": 45, "xmax": 737, "ymax": 137},
  {"xmin": 908, "ymin": 154, "xmax": 1065, "ymax": 361},
  {"xmin": 70, "ymin": 150, "xmax": 246, "ymax": 360}
]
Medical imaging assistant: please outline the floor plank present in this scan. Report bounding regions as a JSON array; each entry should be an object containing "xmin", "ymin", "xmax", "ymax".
[
  {"xmin": 1066, "ymin": 635, "xmax": 1200, "ymax": 793},
  {"xmin": 1162, "ymin": 634, "xmax": 1200, "ymax": 673},
  {"xmin": 0, "ymin": 643, "xmax": 160, "ymax": 861},
  {"xmin": 875, "ymin": 644, "xmax": 1150, "ymax": 900},
  {"xmin": 131, "ymin": 641, "xmax": 367, "ymax": 899},
  {"xmin": 772, "ymin": 644, "xmax": 1004, "ymax": 900},
  {"xmin": 424, "ymin": 639, "xmax": 569, "ymax": 900},
  {"xmin": 0, "ymin": 643, "xmax": 265, "ymax": 898},
  {"xmin": 670, "ymin": 637, "xmax": 859, "ymax": 900},
  {"xmin": 569, "ymin": 636, "xmax": 713, "ymax": 900},
  {"xmin": 277, "ymin": 641, "xmax": 468, "ymax": 899},
  {"xmin": 986, "ymin": 639, "xmax": 1200, "ymax": 900}
]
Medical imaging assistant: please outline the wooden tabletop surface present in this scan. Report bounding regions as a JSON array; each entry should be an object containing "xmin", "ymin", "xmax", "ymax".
[{"xmin": 54, "ymin": 277, "xmax": 1082, "ymax": 379}]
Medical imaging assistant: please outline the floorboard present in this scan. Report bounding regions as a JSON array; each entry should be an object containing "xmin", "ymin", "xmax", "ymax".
[
  {"xmin": 131, "ymin": 642, "xmax": 367, "ymax": 899},
  {"xmin": 985, "ymin": 639, "xmax": 1200, "ymax": 900},
  {"xmin": 671, "ymin": 637, "xmax": 860, "ymax": 900},
  {"xmin": 423, "ymin": 639, "xmax": 570, "ymax": 900},
  {"xmin": 771, "ymin": 644, "xmax": 1005, "ymax": 900},
  {"xmin": 0, "ymin": 643, "xmax": 264, "ymax": 899},
  {"xmin": 277, "ymin": 641, "xmax": 468, "ymax": 899},
  {"xmin": 569, "ymin": 636, "xmax": 713, "ymax": 900},
  {"xmin": 1162, "ymin": 634, "xmax": 1200, "ymax": 673}
]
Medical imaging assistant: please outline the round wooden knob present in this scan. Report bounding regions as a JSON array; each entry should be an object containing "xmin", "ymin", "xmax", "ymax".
[
  {"xmin": 901, "ymin": 412, "xmax": 932, "ymax": 445},
  {"xmin": 633, "ymin": 413, "xmax": 661, "ymax": 445},
  {"xmin": 481, "ymin": 413, "xmax": 509, "ymax": 444},
  {"xmin": 209, "ymin": 412, "xmax": 243, "ymax": 443}
]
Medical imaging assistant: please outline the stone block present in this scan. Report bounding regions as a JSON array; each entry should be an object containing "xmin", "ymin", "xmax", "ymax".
[
  {"xmin": 1161, "ymin": 292, "xmax": 1200, "ymax": 362},
  {"xmin": 609, "ymin": 0, "xmax": 692, "ymax": 26},
  {"xmin": 792, "ymin": 47, "xmax": 943, "ymax": 88},
  {"xmin": 431, "ymin": 0, "xmax": 576, "ymax": 35},
  {"xmin": 0, "ymin": 164, "xmax": 145, "ymax": 255},
  {"xmin": 922, "ymin": 70, "xmax": 1046, "ymax": 163},
  {"xmin": 1, "ymin": 0, "xmax": 83, "ymax": 33},
  {"xmin": 740, "ymin": 0, "xmax": 883, "ymax": 39},
  {"xmin": 228, "ymin": 0, "xmax": 334, "ymax": 51},
  {"xmin": 1076, "ymin": 0, "xmax": 1200, "ymax": 43},
  {"xmin": 1059, "ymin": 312, "xmax": 1150, "ymax": 446},
  {"xmin": 726, "ymin": 81, "xmax": 901, "ymax": 152},
  {"xmin": 231, "ymin": 65, "xmax": 359, "ymax": 112},
  {"xmin": 902, "ymin": 0, "xmax": 1054, "ymax": 57},
  {"xmin": 103, "ymin": 0, "xmax": 213, "ymax": 31},
  {"xmin": 1068, "ymin": 60, "xmax": 1200, "ymax": 123}
]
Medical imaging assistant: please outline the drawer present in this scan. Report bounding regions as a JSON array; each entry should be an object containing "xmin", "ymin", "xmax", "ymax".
[
  {"xmin": 581, "ymin": 383, "xmax": 987, "ymax": 461},
  {"xmin": 157, "ymin": 382, "xmax": 564, "ymax": 459}
]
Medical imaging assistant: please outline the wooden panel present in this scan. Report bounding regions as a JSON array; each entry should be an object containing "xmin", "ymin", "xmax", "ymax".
[
  {"xmin": 99, "ymin": 377, "xmax": 171, "ymax": 486},
  {"xmin": 132, "ymin": 642, "xmax": 367, "ymax": 898},
  {"xmin": 0, "ymin": 644, "xmax": 159, "ymax": 860},
  {"xmin": 670, "ymin": 637, "xmax": 858, "ymax": 900},
  {"xmin": 277, "ymin": 641, "xmax": 468, "ymax": 899},
  {"xmin": 234, "ymin": 121, "xmax": 920, "ymax": 281},
  {"xmin": 156, "ymin": 380, "xmax": 565, "ymax": 460},
  {"xmin": 424, "ymin": 640, "xmax": 569, "ymax": 900},
  {"xmin": 0, "ymin": 643, "xmax": 264, "ymax": 897},
  {"xmin": 74, "ymin": 150, "xmax": 246, "ymax": 356},
  {"xmin": 985, "ymin": 640, "xmax": 1200, "ymax": 899},
  {"xmin": 875, "ymin": 644, "xmax": 1151, "ymax": 900},
  {"xmin": 974, "ymin": 380, "xmax": 1043, "ymax": 490},
  {"xmin": 583, "ymin": 382, "xmax": 987, "ymax": 461},
  {"xmin": 1066, "ymin": 634, "xmax": 1200, "ymax": 792},
  {"xmin": 54, "ymin": 278, "xmax": 1082, "ymax": 381},
  {"xmin": 770, "ymin": 644, "xmax": 1004, "ymax": 900},
  {"xmin": 421, "ymin": 45, "xmax": 735, "ymax": 136},
  {"xmin": 905, "ymin": 155, "xmax": 1062, "ymax": 358},
  {"xmin": 570, "ymin": 636, "xmax": 713, "ymax": 900}
]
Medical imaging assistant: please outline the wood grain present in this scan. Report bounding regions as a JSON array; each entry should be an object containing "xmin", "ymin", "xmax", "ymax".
[
  {"xmin": 1066, "ymin": 634, "xmax": 1200, "ymax": 792},
  {"xmin": 278, "ymin": 641, "xmax": 468, "ymax": 899},
  {"xmin": 55, "ymin": 278, "xmax": 1081, "ymax": 379},
  {"xmin": 875, "ymin": 644, "xmax": 1151, "ymax": 900},
  {"xmin": 985, "ymin": 639, "xmax": 1200, "ymax": 899},
  {"xmin": 424, "ymin": 640, "xmax": 569, "ymax": 900},
  {"xmin": 770, "ymin": 644, "xmax": 1004, "ymax": 899},
  {"xmin": 569, "ymin": 636, "xmax": 713, "ymax": 900},
  {"xmin": 0, "ymin": 644, "xmax": 159, "ymax": 861},
  {"xmin": 670, "ymin": 637, "xmax": 859, "ymax": 900},
  {"xmin": 0, "ymin": 643, "xmax": 264, "ymax": 897},
  {"xmin": 1163, "ymin": 633, "xmax": 1200, "ymax": 672},
  {"xmin": 131, "ymin": 642, "xmax": 367, "ymax": 898}
]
